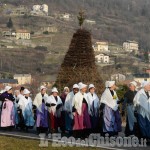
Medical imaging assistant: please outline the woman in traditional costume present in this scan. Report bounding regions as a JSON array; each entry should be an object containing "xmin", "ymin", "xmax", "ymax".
[
  {"xmin": 120, "ymin": 81, "xmax": 137, "ymax": 136},
  {"xmin": 72, "ymin": 83, "xmax": 91, "ymax": 138},
  {"xmin": 18, "ymin": 89, "xmax": 35, "ymax": 131},
  {"xmin": 0, "ymin": 86, "xmax": 15, "ymax": 129},
  {"xmin": 60, "ymin": 87, "xmax": 70, "ymax": 132},
  {"xmin": 134, "ymin": 81, "xmax": 150, "ymax": 139},
  {"xmin": 14, "ymin": 88, "xmax": 27, "ymax": 130},
  {"xmin": 33, "ymin": 86, "xmax": 49, "ymax": 133},
  {"xmin": 87, "ymin": 84, "xmax": 100, "ymax": 133},
  {"xmin": 100, "ymin": 81, "xmax": 122, "ymax": 136},
  {"xmin": 46, "ymin": 87, "xmax": 63, "ymax": 133},
  {"xmin": 64, "ymin": 84, "xmax": 79, "ymax": 134}
]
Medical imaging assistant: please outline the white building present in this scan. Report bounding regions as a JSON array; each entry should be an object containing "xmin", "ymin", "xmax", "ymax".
[
  {"xmin": 16, "ymin": 29, "xmax": 30, "ymax": 40},
  {"xmin": 61, "ymin": 13, "xmax": 70, "ymax": 20},
  {"xmin": 32, "ymin": 5, "xmax": 41, "ymax": 11},
  {"xmin": 85, "ymin": 19, "xmax": 96, "ymax": 25},
  {"xmin": 123, "ymin": 40, "xmax": 139, "ymax": 53},
  {"xmin": 134, "ymin": 78, "xmax": 150, "ymax": 83},
  {"xmin": 31, "ymin": 4, "xmax": 48, "ymax": 16},
  {"xmin": 41, "ymin": 4, "xmax": 48, "ymax": 15},
  {"xmin": 14, "ymin": 74, "xmax": 32, "ymax": 85},
  {"xmin": 95, "ymin": 54, "xmax": 109, "ymax": 63},
  {"xmin": 93, "ymin": 41, "xmax": 109, "ymax": 52},
  {"xmin": 133, "ymin": 74, "xmax": 150, "ymax": 83},
  {"xmin": 41, "ymin": 26, "xmax": 58, "ymax": 33},
  {"xmin": 111, "ymin": 74, "xmax": 126, "ymax": 82}
]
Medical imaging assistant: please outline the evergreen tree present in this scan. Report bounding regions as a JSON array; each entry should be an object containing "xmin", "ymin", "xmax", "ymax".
[
  {"xmin": 77, "ymin": 10, "xmax": 85, "ymax": 29},
  {"xmin": 144, "ymin": 51, "xmax": 149, "ymax": 62},
  {"xmin": 7, "ymin": 17, "xmax": 13, "ymax": 29}
]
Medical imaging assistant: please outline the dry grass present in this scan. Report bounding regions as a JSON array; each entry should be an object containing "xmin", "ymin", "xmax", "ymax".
[{"xmin": 0, "ymin": 136, "xmax": 106, "ymax": 150}]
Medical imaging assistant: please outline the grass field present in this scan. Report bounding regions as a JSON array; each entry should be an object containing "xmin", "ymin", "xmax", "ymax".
[{"xmin": 0, "ymin": 136, "xmax": 106, "ymax": 150}]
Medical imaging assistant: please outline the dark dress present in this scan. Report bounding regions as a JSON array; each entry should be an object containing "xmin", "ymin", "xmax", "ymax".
[
  {"xmin": 60, "ymin": 93, "xmax": 67, "ymax": 132},
  {"xmin": 122, "ymin": 90, "xmax": 138, "ymax": 136}
]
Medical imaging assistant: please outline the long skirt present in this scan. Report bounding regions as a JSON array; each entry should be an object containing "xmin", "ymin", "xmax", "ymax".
[
  {"xmin": 125, "ymin": 105, "xmax": 136, "ymax": 136},
  {"xmin": 138, "ymin": 114, "xmax": 150, "ymax": 138},
  {"xmin": 1, "ymin": 100, "xmax": 15, "ymax": 127},
  {"xmin": 49, "ymin": 112, "xmax": 62, "ymax": 132},
  {"xmin": 65, "ymin": 112, "xmax": 73, "ymax": 131},
  {"xmin": 17, "ymin": 109, "xmax": 25, "ymax": 129},
  {"xmin": 73, "ymin": 103, "xmax": 91, "ymax": 130},
  {"xmin": 23, "ymin": 108, "xmax": 35, "ymax": 127},
  {"xmin": 103, "ymin": 105, "xmax": 122, "ymax": 135},
  {"xmin": 14, "ymin": 105, "xmax": 19, "ymax": 126},
  {"xmin": 90, "ymin": 115, "xmax": 99, "ymax": 132},
  {"xmin": 61, "ymin": 110, "xmax": 65, "ymax": 132},
  {"xmin": 36, "ymin": 103, "xmax": 48, "ymax": 132}
]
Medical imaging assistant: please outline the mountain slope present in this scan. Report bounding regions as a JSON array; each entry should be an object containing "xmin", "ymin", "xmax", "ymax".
[{"xmin": 1, "ymin": 0, "xmax": 150, "ymax": 50}]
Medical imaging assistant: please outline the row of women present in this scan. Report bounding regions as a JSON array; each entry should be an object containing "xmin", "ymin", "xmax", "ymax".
[{"xmin": 0, "ymin": 80, "xmax": 150, "ymax": 140}]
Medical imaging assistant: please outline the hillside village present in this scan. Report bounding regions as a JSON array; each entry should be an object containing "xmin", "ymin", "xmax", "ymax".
[{"xmin": 0, "ymin": 2, "xmax": 150, "ymax": 94}]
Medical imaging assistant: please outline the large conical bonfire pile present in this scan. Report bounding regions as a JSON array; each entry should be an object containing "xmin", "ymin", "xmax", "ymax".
[{"xmin": 55, "ymin": 28, "xmax": 104, "ymax": 95}]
